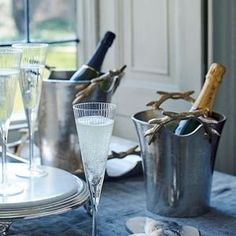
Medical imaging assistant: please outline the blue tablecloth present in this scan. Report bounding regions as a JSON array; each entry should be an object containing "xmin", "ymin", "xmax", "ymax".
[{"xmin": 7, "ymin": 171, "xmax": 236, "ymax": 236}]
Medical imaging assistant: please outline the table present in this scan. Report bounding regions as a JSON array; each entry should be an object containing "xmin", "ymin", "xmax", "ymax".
[{"xmin": 5, "ymin": 171, "xmax": 236, "ymax": 236}]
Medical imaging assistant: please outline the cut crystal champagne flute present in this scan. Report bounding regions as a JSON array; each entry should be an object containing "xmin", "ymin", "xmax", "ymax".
[
  {"xmin": 0, "ymin": 48, "xmax": 24, "ymax": 195},
  {"xmin": 12, "ymin": 43, "xmax": 48, "ymax": 178},
  {"xmin": 73, "ymin": 102, "xmax": 116, "ymax": 236}
]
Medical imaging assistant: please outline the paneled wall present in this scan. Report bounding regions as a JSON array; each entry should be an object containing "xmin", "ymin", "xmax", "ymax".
[
  {"xmin": 79, "ymin": 0, "xmax": 236, "ymax": 175},
  {"xmin": 99, "ymin": 0, "xmax": 203, "ymax": 141}
]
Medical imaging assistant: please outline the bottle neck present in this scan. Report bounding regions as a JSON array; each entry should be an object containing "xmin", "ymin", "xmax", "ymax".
[
  {"xmin": 191, "ymin": 79, "xmax": 218, "ymax": 112},
  {"xmin": 86, "ymin": 31, "xmax": 116, "ymax": 72},
  {"xmin": 191, "ymin": 63, "xmax": 225, "ymax": 113},
  {"xmin": 86, "ymin": 44, "xmax": 110, "ymax": 72}
]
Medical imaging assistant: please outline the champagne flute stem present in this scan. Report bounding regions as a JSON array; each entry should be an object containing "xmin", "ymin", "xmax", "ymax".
[
  {"xmin": 27, "ymin": 110, "xmax": 34, "ymax": 170},
  {"xmin": 92, "ymin": 206, "xmax": 97, "ymax": 236},
  {"xmin": 28, "ymin": 121, "xmax": 34, "ymax": 170},
  {"xmin": 89, "ymin": 184, "xmax": 99, "ymax": 236},
  {"xmin": 1, "ymin": 125, "xmax": 8, "ymax": 185}
]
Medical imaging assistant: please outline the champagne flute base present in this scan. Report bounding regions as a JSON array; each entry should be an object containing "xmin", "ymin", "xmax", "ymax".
[
  {"xmin": 15, "ymin": 165, "xmax": 48, "ymax": 178},
  {"xmin": 0, "ymin": 182, "xmax": 24, "ymax": 196}
]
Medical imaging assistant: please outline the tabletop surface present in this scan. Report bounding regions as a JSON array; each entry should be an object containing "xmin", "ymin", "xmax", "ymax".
[{"xmin": 6, "ymin": 171, "xmax": 236, "ymax": 236}]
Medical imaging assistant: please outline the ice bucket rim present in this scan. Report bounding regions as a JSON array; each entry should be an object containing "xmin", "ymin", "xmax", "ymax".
[
  {"xmin": 132, "ymin": 109, "xmax": 227, "ymax": 137},
  {"xmin": 132, "ymin": 109, "xmax": 226, "ymax": 124}
]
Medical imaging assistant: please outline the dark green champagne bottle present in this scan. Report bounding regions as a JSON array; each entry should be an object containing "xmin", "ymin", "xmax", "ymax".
[
  {"xmin": 70, "ymin": 31, "xmax": 116, "ymax": 83},
  {"xmin": 174, "ymin": 63, "xmax": 226, "ymax": 135}
]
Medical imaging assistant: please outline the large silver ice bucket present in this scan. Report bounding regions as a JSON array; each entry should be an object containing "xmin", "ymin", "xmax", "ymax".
[
  {"xmin": 38, "ymin": 70, "xmax": 119, "ymax": 174},
  {"xmin": 132, "ymin": 110, "xmax": 226, "ymax": 217}
]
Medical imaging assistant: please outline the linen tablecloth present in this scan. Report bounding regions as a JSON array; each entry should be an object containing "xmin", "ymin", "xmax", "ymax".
[{"xmin": 7, "ymin": 171, "xmax": 236, "ymax": 235}]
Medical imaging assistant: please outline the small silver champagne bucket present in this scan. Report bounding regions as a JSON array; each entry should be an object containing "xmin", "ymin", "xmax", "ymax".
[
  {"xmin": 38, "ymin": 70, "xmax": 120, "ymax": 174},
  {"xmin": 132, "ymin": 110, "xmax": 226, "ymax": 217}
]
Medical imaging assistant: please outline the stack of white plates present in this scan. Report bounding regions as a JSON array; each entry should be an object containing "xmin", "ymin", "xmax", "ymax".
[{"xmin": 0, "ymin": 163, "xmax": 89, "ymax": 220}]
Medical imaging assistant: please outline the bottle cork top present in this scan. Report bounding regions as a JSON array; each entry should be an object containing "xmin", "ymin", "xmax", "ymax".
[
  {"xmin": 193, "ymin": 62, "xmax": 226, "ymax": 112},
  {"xmin": 101, "ymin": 31, "xmax": 116, "ymax": 47},
  {"xmin": 206, "ymin": 63, "xmax": 226, "ymax": 83}
]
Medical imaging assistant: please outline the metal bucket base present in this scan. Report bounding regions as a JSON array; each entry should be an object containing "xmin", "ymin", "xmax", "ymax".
[{"xmin": 147, "ymin": 202, "xmax": 209, "ymax": 218}]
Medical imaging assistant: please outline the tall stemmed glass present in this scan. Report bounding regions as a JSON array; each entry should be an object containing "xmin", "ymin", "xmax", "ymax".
[
  {"xmin": 0, "ymin": 48, "xmax": 24, "ymax": 195},
  {"xmin": 12, "ymin": 43, "xmax": 48, "ymax": 178},
  {"xmin": 73, "ymin": 102, "xmax": 116, "ymax": 236}
]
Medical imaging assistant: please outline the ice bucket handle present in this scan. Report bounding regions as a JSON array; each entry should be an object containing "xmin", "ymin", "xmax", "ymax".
[
  {"xmin": 73, "ymin": 65, "xmax": 126, "ymax": 104},
  {"xmin": 145, "ymin": 90, "xmax": 220, "ymax": 144},
  {"xmin": 146, "ymin": 90, "xmax": 195, "ymax": 110}
]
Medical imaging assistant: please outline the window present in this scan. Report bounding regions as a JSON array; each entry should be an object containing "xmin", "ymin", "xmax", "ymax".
[{"xmin": 0, "ymin": 0, "xmax": 79, "ymax": 118}]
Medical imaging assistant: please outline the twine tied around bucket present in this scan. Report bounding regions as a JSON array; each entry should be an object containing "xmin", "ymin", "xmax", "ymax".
[
  {"xmin": 72, "ymin": 65, "xmax": 127, "ymax": 105},
  {"xmin": 145, "ymin": 91, "xmax": 220, "ymax": 144}
]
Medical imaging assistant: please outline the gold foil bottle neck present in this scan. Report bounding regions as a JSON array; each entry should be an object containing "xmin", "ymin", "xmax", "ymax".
[{"xmin": 206, "ymin": 63, "xmax": 226, "ymax": 83}]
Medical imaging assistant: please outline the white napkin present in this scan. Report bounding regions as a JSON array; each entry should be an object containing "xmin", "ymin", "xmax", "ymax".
[
  {"xmin": 106, "ymin": 154, "xmax": 142, "ymax": 177},
  {"xmin": 106, "ymin": 136, "xmax": 141, "ymax": 177}
]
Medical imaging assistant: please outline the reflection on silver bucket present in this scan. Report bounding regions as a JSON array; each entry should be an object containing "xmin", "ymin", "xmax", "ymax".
[
  {"xmin": 132, "ymin": 110, "xmax": 226, "ymax": 217},
  {"xmin": 38, "ymin": 70, "xmax": 121, "ymax": 174}
]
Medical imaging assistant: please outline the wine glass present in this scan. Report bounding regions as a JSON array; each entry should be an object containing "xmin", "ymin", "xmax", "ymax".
[
  {"xmin": 73, "ymin": 102, "xmax": 116, "ymax": 236},
  {"xmin": 12, "ymin": 43, "xmax": 48, "ymax": 178},
  {"xmin": 0, "ymin": 48, "xmax": 24, "ymax": 196}
]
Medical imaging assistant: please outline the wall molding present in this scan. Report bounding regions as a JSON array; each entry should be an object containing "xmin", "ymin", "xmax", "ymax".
[
  {"xmin": 76, "ymin": 0, "xmax": 98, "ymax": 67},
  {"xmin": 97, "ymin": 0, "xmax": 203, "ymax": 141}
]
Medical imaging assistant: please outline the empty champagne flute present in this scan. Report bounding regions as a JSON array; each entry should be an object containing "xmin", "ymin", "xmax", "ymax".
[
  {"xmin": 0, "ymin": 48, "xmax": 24, "ymax": 196},
  {"xmin": 73, "ymin": 102, "xmax": 116, "ymax": 236},
  {"xmin": 12, "ymin": 43, "xmax": 48, "ymax": 178}
]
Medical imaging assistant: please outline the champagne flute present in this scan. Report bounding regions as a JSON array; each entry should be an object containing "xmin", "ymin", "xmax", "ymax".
[
  {"xmin": 73, "ymin": 102, "xmax": 116, "ymax": 236},
  {"xmin": 12, "ymin": 43, "xmax": 48, "ymax": 178},
  {"xmin": 0, "ymin": 48, "xmax": 24, "ymax": 196}
]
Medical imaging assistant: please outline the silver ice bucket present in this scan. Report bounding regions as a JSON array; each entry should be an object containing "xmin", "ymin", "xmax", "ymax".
[
  {"xmin": 38, "ymin": 70, "xmax": 119, "ymax": 174},
  {"xmin": 132, "ymin": 110, "xmax": 226, "ymax": 217}
]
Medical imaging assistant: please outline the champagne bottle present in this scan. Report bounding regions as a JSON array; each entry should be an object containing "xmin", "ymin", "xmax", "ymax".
[
  {"xmin": 70, "ymin": 31, "xmax": 116, "ymax": 82},
  {"xmin": 174, "ymin": 63, "xmax": 226, "ymax": 135}
]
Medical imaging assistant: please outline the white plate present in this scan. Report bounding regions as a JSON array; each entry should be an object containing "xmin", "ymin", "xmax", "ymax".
[
  {"xmin": 0, "ymin": 163, "xmax": 82, "ymax": 209},
  {"xmin": 0, "ymin": 165, "xmax": 89, "ymax": 219},
  {"xmin": 0, "ymin": 178, "xmax": 89, "ymax": 219}
]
